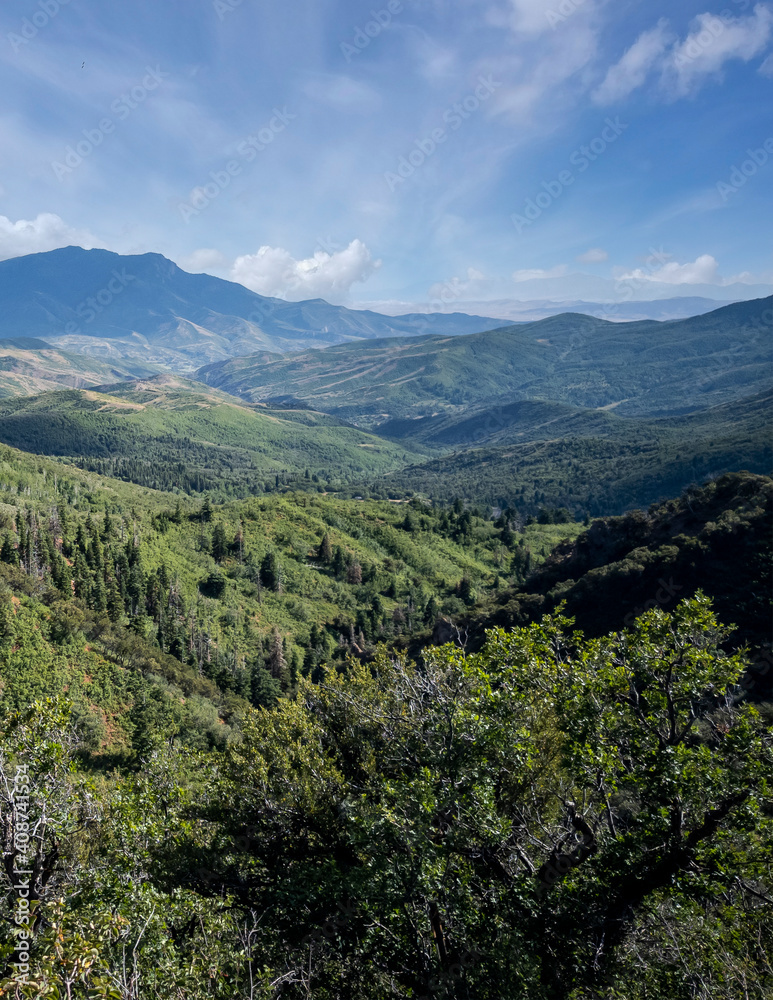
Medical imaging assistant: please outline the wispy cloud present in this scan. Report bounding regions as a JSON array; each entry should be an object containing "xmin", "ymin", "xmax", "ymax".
[
  {"xmin": 592, "ymin": 20, "xmax": 671, "ymax": 104},
  {"xmin": 594, "ymin": 6, "xmax": 773, "ymax": 105}
]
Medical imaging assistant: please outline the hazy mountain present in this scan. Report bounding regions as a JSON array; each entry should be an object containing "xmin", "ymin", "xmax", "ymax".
[
  {"xmin": 0, "ymin": 247, "xmax": 501, "ymax": 369},
  {"xmin": 198, "ymin": 296, "xmax": 773, "ymax": 429},
  {"xmin": 388, "ymin": 296, "xmax": 740, "ymax": 324}
]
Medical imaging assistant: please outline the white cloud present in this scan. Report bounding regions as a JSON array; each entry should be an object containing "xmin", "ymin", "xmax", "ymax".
[
  {"xmin": 664, "ymin": 6, "xmax": 773, "ymax": 98},
  {"xmin": 620, "ymin": 254, "xmax": 720, "ymax": 285},
  {"xmin": 593, "ymin": 7, "xmax": 773, "ymax": 104},
  {"xmin": 576, "ymin": 247, "xmax": 609, "ymax": 263},
  {"xmin": 592, "ymin": 20, "xmax": 671, "ymax": 104},
  {"xmin": 512, "ymin": 264, "xmax": 569, "ymax": 282},
  {"xmin": 0, "ymin": 213, "xmax": 100, "ymax": 261},
  {"xmin": 178, "ymin": 248, "xmax": 230, "ymax": 273},
  {"xmin": 231, "ymin": 240, "xmax": 381, "ymax": 302}
]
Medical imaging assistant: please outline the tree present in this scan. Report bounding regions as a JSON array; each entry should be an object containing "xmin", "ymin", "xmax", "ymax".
[
  {"xmin": 261, "ymin": 551, "xmax": 282, "ymax": 593},
  {"xmin": 0, "ymin": 532, "xmax": 18, "ymax": 565},
  {"xmin": 318, "ymin": 532, "xmax": 333, "ymax": 564},
  {"xmin": 211, "ymin": 522, "xmax": 228, "ymax": 562},
  {"xmin": 199, "ymin": 571, "xmax": 226, "ymax": 599},
  {"xmin": 267, "ymin": 627, "xmax": 286, "ymax": 680},
  {"xmin": 200, "ymin": 497, "xmax": 213, "ymax": 523},
  {"xmin": 331, "ymin": 545, "xmax": 346, "ymax": 579},
  {"xmin": 213, "ymin": 597, "xmax": 772, "ymax": 998}
]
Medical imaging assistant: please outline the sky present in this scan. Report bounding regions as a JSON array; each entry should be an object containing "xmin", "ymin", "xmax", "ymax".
[{"xmin": 1, "ymin": 0, "xmax": 772, "ymax": 309}]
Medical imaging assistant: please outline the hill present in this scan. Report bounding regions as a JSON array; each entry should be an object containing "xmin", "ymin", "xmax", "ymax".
[
  {"xmin": 198, "ymin": 296, "xmax": 773, "ymax": 427},
  {"xmin": 0, "ymin": 376, "xmax": 427, "ymax": 496},
  {"xmin": 0, "ymin": 247, "xmax": 500, "ymax": 369},
  {"xmin": 378, "ymin": 388, "xmax": 772, "ymax": 513},
  {"xmin": 0, "ymin": 439, "xmax": 582, "ymax": 739},
  {"xmin": 458, "ymin": 472, "xmax": 773, "ymax": 690},
  {"xmin": 0, "ymin": 336, "xmax": 161, "ymax": 398}
]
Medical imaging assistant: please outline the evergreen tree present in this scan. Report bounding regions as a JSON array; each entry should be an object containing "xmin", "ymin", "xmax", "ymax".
[
  {"xmin": 211, "ymin": 523, "xmax": 228, "ymax": 562},
  {"xmin": 0, "ymin": 533, "xmax": 18, "ymax": 566},
  {"xmin": 318, "ymin": 532, "xmax": 333, "ymax": 563},
  {"xmin": 261, "ymin": 552, "xmax": 282, "ymax": 593}
]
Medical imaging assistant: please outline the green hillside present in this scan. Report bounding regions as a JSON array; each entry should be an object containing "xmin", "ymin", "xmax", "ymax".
[
  {"xmin": 444, "ymin": 471, "xmax": 773, "ymax": 667},
  {"xmin": 0, "ymin": 453, "xmax": 770, "ymax": 998},
  {"xmin": 198, "ymin": 296, "xmax": 773, "ymax": 427},
  {"xmin": 0, "ymin": 376, "xmax": 426, "ymax": 497},
  {"xmin": 377, "ymin": 388, "xmax": 773, "ymax": 513},
  {"xmin": 0, "ymin": 440, "xmax": 582, "ymax": 741}
]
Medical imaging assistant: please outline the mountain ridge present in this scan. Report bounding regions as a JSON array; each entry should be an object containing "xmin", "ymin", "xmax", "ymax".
[{"xmin": 0, "ymin": 247, "xmax": 502, "ymax": 369}]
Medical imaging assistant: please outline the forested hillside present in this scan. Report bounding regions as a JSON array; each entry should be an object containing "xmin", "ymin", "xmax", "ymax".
[
  {"xmin": 0, "ymin": 377, "xmax": 425, "ymax": 496},
  {"xmin": 0, "ymin": 429, "xmax": 770, "ymax": 997},
  {"xmin": 448, "ymin": 471, "xmax": 773, "ymax": 679},
  {"xmin": 380, "ymin": 389, "xmax": 772, "ymax": 512}
]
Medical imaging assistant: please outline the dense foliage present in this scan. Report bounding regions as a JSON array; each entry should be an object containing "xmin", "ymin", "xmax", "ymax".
[{"xmin": 0, "ymin": 597, "xmax": 770, "ymax": 998}]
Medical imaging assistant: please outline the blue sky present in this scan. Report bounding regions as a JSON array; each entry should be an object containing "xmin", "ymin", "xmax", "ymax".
[{"xmin": 1, "ymin": 0, "xmax": 772, "ymax": 308}]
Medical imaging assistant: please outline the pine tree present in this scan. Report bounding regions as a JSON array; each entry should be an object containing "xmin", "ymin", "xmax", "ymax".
[
  {"xmin": 261, "ymin": 552, "xmax": 282, "ymax": 593},
  {"xmin": 0, "ymin": 533, "xmax": 18, "ymax": 566},
  {"xmin": 318, "ymin": 533, "xmax": 333, "ymax": 563},
  {"xmin": 211, "ymin": 523, "xmax": 228, "ymax": 562}
]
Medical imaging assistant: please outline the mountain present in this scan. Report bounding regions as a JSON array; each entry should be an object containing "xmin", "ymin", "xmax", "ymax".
[
  {"xmin": 0, "ymin": 375, "xmax": 426, "ymax": 496},
  {"xmin": 198, "ymin": 296, "xmax": 773, "ymax": 428},
  {"xmin": 370, "ymin": 296, "xmax": 740, "ymax": 323},
  {"xmin": 0, "ymin": 336, "xmax": 161, "ymax": 398},
  {"xmin": 0, "ymin": 247, "xmax": 500, "ymax": 369}
]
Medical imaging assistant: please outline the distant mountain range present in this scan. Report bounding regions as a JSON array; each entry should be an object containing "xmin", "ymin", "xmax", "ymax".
[
  {"xmin": 384, "ymin": 296, "xmax": 740, "ymax": 324},
  {"xmin": 198, "ymin": 296, "xmax": 773, "ymax": 427},
  {"xmin": 0, "ymin": 247, "xmax": 501, "ymax": 368}
]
